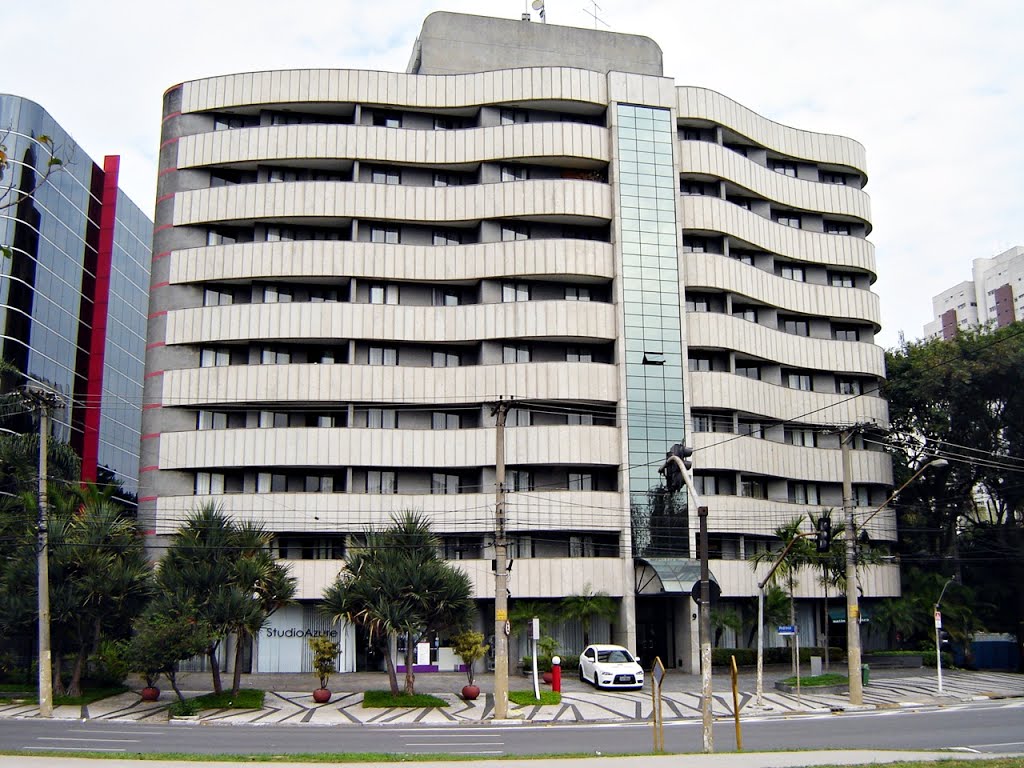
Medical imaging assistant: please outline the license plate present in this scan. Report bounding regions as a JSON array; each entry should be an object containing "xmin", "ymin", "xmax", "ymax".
[{"xmin": 615, "ymin": 674, "xmax": 635, "ymax": 684}]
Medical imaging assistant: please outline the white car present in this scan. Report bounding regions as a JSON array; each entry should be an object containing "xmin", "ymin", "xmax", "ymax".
[{"xmin": 579, "ymin": 644, "xmax": 645, "ymax": 690}]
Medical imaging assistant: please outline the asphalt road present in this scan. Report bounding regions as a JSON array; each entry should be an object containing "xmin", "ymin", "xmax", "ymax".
[{"xmin": 0, "ymin": 700, "xmax": 1022, "ymax": 757}]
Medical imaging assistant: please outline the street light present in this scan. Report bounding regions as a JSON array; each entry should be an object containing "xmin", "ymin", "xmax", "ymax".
[
  {"xmin": 842, "ymin": 437, "xmax": 948, "ymax": 706},
  {"xmin": 934, "ymin": 576, "xmax": 956, "ymax": 695}
]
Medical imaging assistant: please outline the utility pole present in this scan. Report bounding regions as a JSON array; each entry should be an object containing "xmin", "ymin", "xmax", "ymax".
[
  {"xmin": 841, "ymin": 427, "xmax": 863, "ymax": 705},
  {"xmin": 492, "ymin": 400, "xmax": 510, "ymax": 720},
  {"xmin": 22, "ymin": 385, "xmax": 62, "ymax": 718}
]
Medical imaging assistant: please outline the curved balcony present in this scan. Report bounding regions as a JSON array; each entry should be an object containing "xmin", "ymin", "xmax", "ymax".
[
  {"xmin": 680, "ymin": 196, "xmax": 876, "ymax": 274},
  {"xmin": 678, "ymin": 140, "xmax": 871, "ymax": 226},
  {"xmin": 181, "ymin": 67, "xmax": 610, "ymax": 114},
  {"xmin": 682, "ymin": 251, "xmax": 881, "ymax": 328},
  {"xmin": 152, "ymin": 489, "xmax": 627, "ymax": 536},
  {"xmin": 178, "ymin": 122, "xmax": 610, "ymax": 170},
  {"xmin": 160, "ymin": 361, "xmax": 619, "ymax": 408},
  {"xmin": 169, "ymin": 238, "xmax": 614, "ymax": 285},
  {"xmin": 692, "ymin": 432, "xmax": 893, "ymax": 485},
  {"xmin": 714, "ymin": 560, "xmax": 899, "ymax": 598},
  {"xmin": 173, "ymin": 178, "xmax": 612, "ymax": 227},
  {"xmin": 165, "ymin": 300, "xmax": 616, "ymax": 346},
  {"xmin": 687, "ymin": 313, "xmax": 885, "ymax": 377},
  {"xmin": 157, "ymin": 424, "xmax": 622, "ymax": 470},
  {"xmin": 687, "ymin": 371, "xmax": 890, "ymax": 427},
  {"xmin": 676, "ymin": 86, "xmax": 867, "ymax": 175}
]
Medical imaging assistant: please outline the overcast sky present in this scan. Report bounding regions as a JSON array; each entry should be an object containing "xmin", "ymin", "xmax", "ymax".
[{"xmin": 6, "ymin": 0, "xmax": 1022, "ymax": 346}]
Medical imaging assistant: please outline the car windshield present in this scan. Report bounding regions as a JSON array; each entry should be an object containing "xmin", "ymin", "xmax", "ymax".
[{"xmin": 597, "ymin": 649, "xmax": 633, "ymax": 664}]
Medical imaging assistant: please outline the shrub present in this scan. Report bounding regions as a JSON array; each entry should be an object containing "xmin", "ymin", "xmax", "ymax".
[
  {"xmin": 169, "ymin": 698, "xmax": 200, "ymax": 717},
  {"xmin": 308, "ymin": 636, "xmax": 339, "ymax": 690},
  {"xmin": 86, "ymin": 640, "xmax": 129, "ymax": 688},
  {"xmin": 920, "ymin": 650, "xmax": 954, "ymax": 669},
  {"xmin": 712, "ymin": 647, "xmax": 846, "ymax": 667}
]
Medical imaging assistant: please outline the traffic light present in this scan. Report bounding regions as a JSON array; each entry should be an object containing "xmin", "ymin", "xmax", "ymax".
[
  {"xmin": 670, "ymin": 443, "xmax": 694, "ymax": 470},
  {"xmin": 816, "ymin": 515, "xmax": 832, "ymax": 553},
  {"xmin": 939, "ymin": 629, "xmax": 951, "ymax": 649},
  {"xmin": 660, "ymin": 444, "xmax": 693, "ymax": 493}
]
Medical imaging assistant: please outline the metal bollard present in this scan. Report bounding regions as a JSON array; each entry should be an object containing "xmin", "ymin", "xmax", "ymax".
[{"xmin": 551, "ymin": 655, "xmax": 561, "ymax": 693}]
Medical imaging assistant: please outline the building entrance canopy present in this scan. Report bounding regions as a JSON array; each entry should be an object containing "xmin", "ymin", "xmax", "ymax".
[{"xmin": 635, "ymin": 557, "xmax": 720, "ymax": 600}]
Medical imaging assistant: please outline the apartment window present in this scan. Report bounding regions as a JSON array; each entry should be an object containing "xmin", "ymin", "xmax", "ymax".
[
  {"xmin": 680, "ymin": 181, "xmax": 709, "ymax": 196},
  {"xmin": 432, "ymin": 287, "xmax": 460, "ymax": 306},
  {"xmin": 256, "ymin": 472, "xmax": 288, "ymax": 493},
  {"xmin": 432, "ymin": 229, "xmax": 462, "ymax": 246},
  {"xmin": 853, "ymin": 485, "xmax": 871, "ymax": 506},
  {"xmin": 785, "ymin": 428, "xmax": 817, "ymax": 447},
  {"xmin": 567, "ymin": 412, "xmax": 594, "ymax": 425},
  {"xmin": 431, "ymin": 473, "xmax": 461, "ymax": 495},
  {"xmin": 262, "ymin": 285, "xmax": 293, "ymax": 303},
  {"xmin": 370, "ymin": 226, "xmax": 399, "ymax": 244},
  {"xmin": 830, "ymin": 272, "xmax": 856, "ymax": 288},
  {"xmin": 685, "ymin": 296, "xmax": 709, "ymax": 312},
  {"xmin": 688, "ymin": 356, "xmax": 712, "ymax": 372},
  {"xmin": 260, "ymin": 348, "xmax": 291, "ymax": 365},
  {"xmin": 267, "ymin": 169, "xmax": 299, "ymax": 183},
  {"xmin": 501, "ymin": 224, "xmax": 529, "ymax": 241},
  {"xmin": 694, "ymin": 475, "xmax": 719, "ymax": 496},
  {"xmin": 735, "ymin": 365, "xmax": 761, "ymax": 380},
  {"xmin": 786, "ymin": 372, "xmax": 813, "ymax": 391},
  {"xmin": 433, "ymin": 117, "xmax": 462, "ymax": 131},
  {"xmin": 730, "ymin": 251, "xmax": 755, "ymax": 266},
  {"xmin": 367, "ymin": 470, "xmax": 397, "ymax": 494},
  {"xmin": 569, "ymin": 535, "xmax": 595, "ymax": 558},
  {"xmin": 565, "ymin": 286, "xmax": 591, "ymax": 301},
  {"xmin": 200, "ymin": 347, "xmax": 230, "ymax": 367},
  {"xmin": 371, "ymin": 167, "xmax": 401, "ymax": 185},
  {"xmin": 508, "ymin": 470, "xmax": 534, "ymax": 491},
  {"xmin": 197, "ymin": 411, "xmax": 228, "ymax": 430},
  {"xmin": 503, "ymin": 344, "xmax": 531, "ymax": 363},
  {"xmin": 741, "ymin": 478, "xmax": 768, "ymax": 499},
  {"xmin": 739, "ymin": 420, "xmax": 764, "ymax": 439},
  {"xmin": 207, "ymin": 230, "xmax": 237, "ymax": 246},
  {"xmin": 507, "ymin": 408, "xmax": 532, "ymax": 427},
  {"xmin": 432, "ymin": 172, "xmax": 462, "ymax": 187},
  {"xmin": 776, "ymin": 215, "xmax": 802, "ymax": 229},
  {"xmin": 373, "ymin": 112, "xmax": 401, "ymax": 128},
  {"xmin": 682, "ymin": 236, "xmax": 707, "ymax": 253},
  {"xmin": 500, "ymin": 108, "xmax": 528, "ymax": 125},
  {"xmin": 837, "ymin": 377, "xmax": 862, "ymax": 395},
  {"xmin": 682, "ymin": 128, "xmax": 703, "ymax": 141},
  {"xmin": 266, "ymin": 226, "xmax": 296, "ymax": 242},
  {"xmin": 501, "ymin": 165, "xmax": 528, "ymax": 182},
  {"xmin": 693, "ymin": 414, "xmax": 711, "ymax": 433},
  {"xmin": 789, "ymin": 482, "xmax": 820, "ymax": 505},
  {"xmin": 309, "ymin": 288, "xmax": 339, "ymax": 303},
  {"xmin": 833, "ymin": 325, "xmax": 860, "ymax": 341},
  {"xmin": 825, "ymin": 221, "xmax": 850, "ymax": 236},
  {"xmin": 369, "ymin": 283, "xmax": 399, "ymax": 305},
  {"xmin": 203, "ymin": 288, "xmax": 233, "ymax": 306},
  {"xmin": 782, "ymin": 318, "xmax": 810, "ymax": 337},
  {"xmin": 195, "ymin": 472, "xmax": 226, "ymax": 495},
  {"xmin": 258, "ymin": 411, "xmax": 291, "ymax": 428},
  {"xmin": 432, "ymin": 351, "xmax": 461, "ymax": 368},
  {"xmin": 502, "ymin": 282, "xmax": 530, "ymax": 302},
  {"xmin": 566, "ymin": 347, "xmax": 593, "ymax": 363},
  {"xmin": 780, "ymin": 265, "xmax": 805, "ymax": 282},
  {"xmin": 431, "ymin": 412, "xmax": 461, "ymax": 430},
  {"xmin": 771, "ymin": 162, "xmax": 797, "ymax": 177},
  {"xmin": 733, "ymin": 307, "xmax": 758, "ymax": 322},
  {"xmin": 304, "ymin": 475, "xmax": 335, "ymax": 493},
  {"xmin": 366, "ymin": 408, "xmax": 397, "ymax": 429},
  {"xmin": 368, "ymin": 346, "xmax": 398, "ymax": 366},
  {"xmin": 820, "ymin": 172, "xmax": 847, "ymax": 185}
]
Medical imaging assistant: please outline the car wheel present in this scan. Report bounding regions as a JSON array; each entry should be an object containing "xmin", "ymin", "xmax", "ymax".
[{"xmin": 578, "ymin": 666, "xmax": 584, "ymax": 682}]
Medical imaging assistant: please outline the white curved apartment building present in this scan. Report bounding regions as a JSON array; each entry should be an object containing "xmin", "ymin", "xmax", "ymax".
[{"xmin": 140, "ymin": 11, "xmax": 894, "ymax": 674}]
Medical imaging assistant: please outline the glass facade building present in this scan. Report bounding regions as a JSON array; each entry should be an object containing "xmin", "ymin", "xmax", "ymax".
[{"xmin": 0, "ymin": 95, "xmax": 151, "ymax": 490}]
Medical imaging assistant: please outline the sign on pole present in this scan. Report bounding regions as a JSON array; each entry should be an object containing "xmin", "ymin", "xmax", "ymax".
[
  {"xmin": 650, "ymin": 657, "xmax": 666, "ymax": 753},
  {"xmin": 934, "ymin": 610, "xmax": 942, "ymax": 629},
  {"xmin": 777, "ymin": 625, "xmax": 796, "ymax": 636}
]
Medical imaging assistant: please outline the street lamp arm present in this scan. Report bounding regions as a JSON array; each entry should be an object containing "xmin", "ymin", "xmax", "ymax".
[
  {"xmin": 757, "ymin": 531, "xmax": 816, "ymax": 590},
  {"xmin": 859, "ymin": 457, "xmax": 948, "ymax": 529}
]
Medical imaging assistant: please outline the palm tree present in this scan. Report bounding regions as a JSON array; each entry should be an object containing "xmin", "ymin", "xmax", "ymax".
[
  {"xmin": 750, "ymin": 517, "xmax": 814, "ymax": 674},
  {"xmin": 561, "ymin": 584, "xmax": 618, "ymax": 648}
]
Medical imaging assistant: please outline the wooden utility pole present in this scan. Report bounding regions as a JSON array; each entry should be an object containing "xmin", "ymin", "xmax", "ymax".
[
  {"xmin": 492, "ymin": 400, "xmax": 510, "ymax": 719},
  {"xmin": 841, "ymin": 427, "xmax": 864, "ymax": 705}
]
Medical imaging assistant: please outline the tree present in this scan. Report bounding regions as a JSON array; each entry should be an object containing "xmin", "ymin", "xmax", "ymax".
[
  {"xmin": 451, "ymin": 630, "xmax": 489, "ymax": 687},
  {"xmin": 320, "ymin": 511, "xmax": 474, "ymax": 696},
  {"xmin": 0, "ymin": 131, "xmax": 64, "ymax": 259},
  {"xmin": 126, "ymin": 608, "xmax": 212, "ymax": 702},
  {"xmin": 153, "ymin": 504, "xmax": 295, "ymax": 696},
  {"xmin": 560, "ymin": 584, "xmax": 618, "ymax": 648},
  {"xmin": 710, "ymin": 608, "xmax": 743, "ymax": 648},
  {"xmin": 749, "ymin": 517, "xmax": 814, "ymax": 674}
]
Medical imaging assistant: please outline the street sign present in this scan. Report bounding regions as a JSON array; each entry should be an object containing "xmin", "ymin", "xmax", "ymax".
[
  {"xmin": 934, "ymin": 610, "xmax": 942, "ymax": 629},
  {"xmin": 777, "ymin": 625, "xmax": 796, "ymax": 636},
  {"xmin": 651, "ymin": 656, "xmax": 666, "ymax": 688}
]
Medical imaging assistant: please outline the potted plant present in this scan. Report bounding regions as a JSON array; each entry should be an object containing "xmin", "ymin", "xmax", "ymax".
[
  {"xmin": 309, "ymin": 636, "xmax": 340, "ymax": 703},
  {"xmin": 538, "ymin": 636, "xmax": 559, "ymax": 684},
  {"xmin": 451, "ymin": 629, "xmax": 489, "ymax": 701}
]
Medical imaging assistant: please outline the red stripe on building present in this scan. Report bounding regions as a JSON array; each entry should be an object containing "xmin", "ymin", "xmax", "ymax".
[
  {"xmin": 142, "ymin": 528, "xmax": 157, "ymax": 534},
  {"xmin": 159, "ymin": 136, "xmax": 180, "ymax": 149},
  {"xmin": 139, "ymin": 495, "xmax": 158, "ymax": 503},
  {"xmin": 156, "ymin": 192, "xmax": 175, "ymax": 203},
  {"xmin": 153, "ymin": 250, "xmax": 171, "ymax": 261},
  {"xmin": 157, "ymin": 167, "xmax": 177, "ymax": 177},
  {"xmin": 150, "ymin": 281, "xmax": 170, "ymax": 290},
  {"xmin": 153, "ymin": 223, "xmax": 173, "ymax": 234},
  {"xmin": 80, "ymin": 156, "xmax": 120, "ymax": 484},
  {"xmin": 142, "ymin": 403, "xmax": 162, "ymax": 410},
  {"xmin": 148, "ymin": 310, "xmax": 167, "ymax": 318},
  {"xmin": 145, "ymin": 341, "xmax": 165, "ymax": 350},
  {"xmin": 141, "ymin": 433, "xmax": 160, "ymax": 441},
  {"xmin": 144, "ymin": 370, "xmax": 165, "ymax": 379},
  {"xmin": 139, "ymin": 465, "xmax": 160, "ymax": 472}
]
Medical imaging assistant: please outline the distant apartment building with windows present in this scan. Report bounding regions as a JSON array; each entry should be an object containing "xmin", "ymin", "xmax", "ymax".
[
  {"xmin": 924, "ymin": 246, "xmax": 1024, "ymax": 340},
  {"xmin": 0, "ymin": 94, "xmax": 151, "ymax": 490},
  {"xmin": 140, "ymin": 11, "xmax": 894, "ymax": 674}
]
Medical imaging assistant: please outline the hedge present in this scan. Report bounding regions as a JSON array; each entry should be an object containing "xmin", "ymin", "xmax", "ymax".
[{"xmin": 712, "ymin": 647, "xmax": 846, "ymax": 667}]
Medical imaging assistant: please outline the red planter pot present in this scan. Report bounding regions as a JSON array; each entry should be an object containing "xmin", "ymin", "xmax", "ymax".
[
  {"xmin": 542, "ymin": 672, "xmax": 554, "ymax": 685},
  {"xmin": 140, "ymin": 686, "xmax": 160, "ymax": 702},
  {"xmin": 313, "ymin": 688, "xmax": 331, "ymax": 703},
  {"xmin": 461, "ymin": 684, "xmax": 480, "ymax": 701}
]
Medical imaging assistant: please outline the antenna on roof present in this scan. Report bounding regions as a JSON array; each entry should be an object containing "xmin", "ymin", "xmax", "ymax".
[{"xmin": 582, "ymin": 0, "xmax": 609, "ymax": 28}]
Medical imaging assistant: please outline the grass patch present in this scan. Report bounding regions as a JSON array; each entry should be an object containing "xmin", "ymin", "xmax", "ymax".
[
  {"xmin": 0, "ymin": 683, "xmax": 32, "ymax": 693},
  {"xmin": 779, "ymin": 673, "xmax": 848, "ymax": 687},
  {"xmin": 192, "ymin": 688, "xmax": 265, "ymax": 710},
  {"xmin": 509, "ymin": 690, "xmax": 561, "ymax": 706},
  {"xmin": 361, "ymin": 690, "xmax": 448, "ymax": 708}
]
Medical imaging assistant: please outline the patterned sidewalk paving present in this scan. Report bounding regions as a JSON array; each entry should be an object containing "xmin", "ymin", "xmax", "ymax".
[{"xmin": 2, "ymin": 670, "xmax": 1021, "ymax": 725}]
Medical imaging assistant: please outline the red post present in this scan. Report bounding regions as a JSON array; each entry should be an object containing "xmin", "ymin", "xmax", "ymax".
[{"xmin": 551, "ymin": 656, "xmax": 562, "ymax": 693}]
